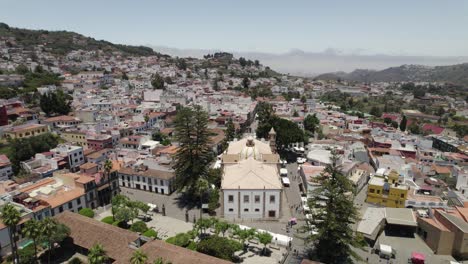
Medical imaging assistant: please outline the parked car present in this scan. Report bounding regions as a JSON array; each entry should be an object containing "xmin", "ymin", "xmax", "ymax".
[{"xmin": 297, "ymin": 157, "xmax": 307, "ymax": 164}]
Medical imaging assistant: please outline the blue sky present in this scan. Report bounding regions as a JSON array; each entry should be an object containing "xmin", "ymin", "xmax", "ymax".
[{"xmin": 1, "ymin": 0, "xmax": 468, "ymax": 56}]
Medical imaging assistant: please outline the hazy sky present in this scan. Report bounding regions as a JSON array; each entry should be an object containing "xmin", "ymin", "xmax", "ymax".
[{"xmin": 1, "ymin": 0, "xmax": 468, "ymax": 56}]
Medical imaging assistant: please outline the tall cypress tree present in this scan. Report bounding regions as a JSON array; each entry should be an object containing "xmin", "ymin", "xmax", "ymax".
[
  {"xmin": 400, "ymin": 115, "xmax": 407, "ymax": 131},
  {"xmin": 222, "ymin": 118, "xmax": 235, "ymax": 150},
  {"xmin": 308, "ymin": 152, "xmax": 363, "ymax": 264}
]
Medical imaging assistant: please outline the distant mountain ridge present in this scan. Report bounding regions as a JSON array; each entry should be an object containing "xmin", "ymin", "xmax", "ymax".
[
  {"xmin": 0, "ymin": 22, "xmax": 161, "ymax": 56},
  {"xmin": 315, "ymin": 63, "xmax": 468, "ymax": 86}
]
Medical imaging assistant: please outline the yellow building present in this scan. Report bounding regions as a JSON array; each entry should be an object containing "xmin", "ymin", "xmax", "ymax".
[
  {"xmin": 366, "ymin": 170, "xmax": 408, "ymax": 208},
  {"xmin": 61, "ymin": 130, "xmax": 88, "ymax": 149},
  {"xmin": 3, "ymin": 123, "xmax": 49, "ymax": 139}
]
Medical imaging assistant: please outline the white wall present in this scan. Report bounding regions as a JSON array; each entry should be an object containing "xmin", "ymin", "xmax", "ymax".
[
  {"xmin": 223, "ymin": 189, "xmax": 281, "ymax": 219},
  {"xmin": 119, "ymin": 173, "xmax": 172, "ymax": 195},
  {"xmin": 51, "ymin": 195, "xmax": 86, "ymax": 216}
]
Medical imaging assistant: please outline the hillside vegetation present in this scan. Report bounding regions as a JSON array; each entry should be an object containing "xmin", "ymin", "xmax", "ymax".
[{"xmin": 0, "ymin": 22, "xmax": 159, "ymax": 56}]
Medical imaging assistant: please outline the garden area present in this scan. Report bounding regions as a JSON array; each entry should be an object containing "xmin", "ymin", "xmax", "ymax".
[{"xmin": 164, "ymin": 218, "xmax": 278, "ymax": 263}]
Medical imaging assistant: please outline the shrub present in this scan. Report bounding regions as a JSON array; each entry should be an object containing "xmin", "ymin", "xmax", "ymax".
[
  {"xmin": 112, "ymin": 220, "xmax": 128, "ymax": 229},
  {"xmin": 101, "ymin": 216, "xmax": 114, "ymax": 224},
  {"xmin": 78, "ymin": 208, "xmax": 94, "ymax": 218},
  {"xmin": 68, "ymin": 257, "xmax": 83, "ymax": 264},
  {"xmin": 7, "ymin": 244, "xmax": 35, "ymax": 264},
  {"xmin": 197, "ymin": 236, "xmax": 242, "ymax": 261},
  {"xmin": 166, "ymin": 233, "xmax": 191, "ymax": 247},
  {"xmin": 187, "ymin": 241, "xmax": 197, "ymax": 251},
  {"xmin": 130, "ymin": 221, "xmax": 148, "ymax": 233},
  {"xmin": 143, "ymin": 229, "xmax": 158, "ymax": 239}
]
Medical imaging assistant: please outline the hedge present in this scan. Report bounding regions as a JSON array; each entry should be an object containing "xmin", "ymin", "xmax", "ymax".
[
  {"xmin": 101, "ymin": 216, "xmax": 114, "ymax": 224},
  {"xmin": 143, "ymin": 229, "xmax": 158, "ymax": 239},
  {"xmin": 78, "ymin": 208, "xmax": 94, "ymax": 218},
  {"xmin": 130, "ymin": 221, "xmax": 148, "ymax": 233}
]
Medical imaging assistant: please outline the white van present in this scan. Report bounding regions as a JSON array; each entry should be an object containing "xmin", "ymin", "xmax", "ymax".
[
  {"xmin": 280, "ymin": 168, "xmax": 288, "ymax": 177},
  {"xmin": 281, "ymin": 177, "xmax": 290, "ymax": 187}
]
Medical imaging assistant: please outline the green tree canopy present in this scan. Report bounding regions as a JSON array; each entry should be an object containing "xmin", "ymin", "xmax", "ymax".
[
  {"xmin": 130, "ymin": 250, "xmax": 148, "ymax": 264},
  {"xmin": 130, "ymin": 221, "xmax": 148, "ymax": 233},
  {"xmin": 256, "ymin": 102, "xmax": 305, "ymax": 149},
  {"xmin": 22, "ymin": 219, "xmax": 41, "ymax": 263},
  {"xmin": 1, "ymin": 204, "xmax": 21, "ymax": 263},
  {"xmin": 173, "ymin": 106, "xmax": 212, "ymax": 194},
  {"xmin": 304, "ymin": 114, "xmax": 320, "ymax": 134},
  {"xmin": 196, "ymin": 236, "xmax": 242, "ymax": 261},
  {"xmin": 78, "ymin": 208, "xmax": 95, "ymax": 218},
  {"xmin": 88, "ymin": 243, "xmax": 109, "ymax": 264},
  {"xmin": 40, "ymin": 90, "xmax": 72, "ymax": 116},
  {"xmin": 256, "ymin": 232, "xmax": 273, "ymax": 255},
  {"xmin": 151, "ymin": 73, "xmax": 165, "ymax": 90},
  {"xmin": 308, "ymin": 152, "xmax": 363, "ymax": 263},
  {"xmin": 400, "ymin": 115, "xmax": 407, "ymax": 131}
]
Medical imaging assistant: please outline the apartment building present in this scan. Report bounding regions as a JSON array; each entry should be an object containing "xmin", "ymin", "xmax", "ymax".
[
  {"xmin": 50, "ymin": 144, "xmax": 85, "ymax": 172},
  {"xmin": 61, "ymin": 130, "xmax": 88, "ymax": 149},
  {"xmin": 366, "ymin": 169, "xmax": 409, "ymax": 208},
  {"xmin": 118, "ymin": 162, "xmax": 175, "ymax": 195},
  {"xmin": 0, "ymin": 155, "xmax": 13, "ymax": 181},
  {"xmin": 3, "ymin": 123, "xmax": 49, "ymax": 139}
]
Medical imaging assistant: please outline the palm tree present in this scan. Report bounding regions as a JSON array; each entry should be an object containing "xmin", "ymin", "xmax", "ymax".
[
  {"xmin": 39, "ymin": 218, "xmax": 70, "ymax": 264},
  {"xmin": 130, "ymin": 250, "xmax": 148, "ymax": 264},
  {"xmin": 22, "ymin": 219, "xmax": 41, "ymax": 263},
  {"xmin": 88, "ymin": 243, "xmax": 109, "ymax": 264},
  {"xmin": 104, "ymin": 159, "xmax": 113, "ymax": 179},
  {"xmin": 195, "ymin": 178, "xmax": 209, "ymax": 219},
  {"xmin": 1, "ymin": 204, "xmax": 21, "ymax": 263},
  {"xmin": 153, "ymin": 257, "xmax": 171, "ymax": 264}
]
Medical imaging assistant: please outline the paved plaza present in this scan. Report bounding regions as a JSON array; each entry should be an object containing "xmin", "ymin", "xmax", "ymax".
[
  {"xmin": 95, "ymin": 207, "xmax": 287, "ymax": 264},
  {"xmin": 114, "ymin": 160, "xmax": 308, "ymax": 264}
]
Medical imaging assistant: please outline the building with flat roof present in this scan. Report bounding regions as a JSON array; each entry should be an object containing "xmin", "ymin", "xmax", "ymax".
[
  {"xmin": 118, "ymin": 160, "xmax": 175, "ymax": 195},
  {"xmin": 61, "ymin": 130, "xmax": 88, "ymax": 149},
  {"xmin": 417, "ymin": 208, "xmax": 468, "ymax": 258},
  {"xmin": 3, "ymin": 123, "xmax": 49, "ymax": 139},
  {"xmin": 366, "ymin": 170, "xmax": 409, "ymax": 208}
]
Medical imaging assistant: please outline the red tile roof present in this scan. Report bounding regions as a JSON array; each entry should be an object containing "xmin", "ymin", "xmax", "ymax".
[{"xmin": 422, "ymin": 124, "xmax": 444, "ymax": 135}]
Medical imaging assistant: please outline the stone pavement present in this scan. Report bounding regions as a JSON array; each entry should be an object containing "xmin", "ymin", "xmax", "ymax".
[
  {"xmin": 120, "ymin": 187, "xmax": 207, "ymax": 222},
  {"xmin": 95, "ymin": 208, "xmax": 194, "ymax": 239}
]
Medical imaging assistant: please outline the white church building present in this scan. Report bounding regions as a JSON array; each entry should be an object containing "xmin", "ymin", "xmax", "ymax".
[{"xmin": 221, "ymin": 132, "xmax": 283, "ymax": 220}]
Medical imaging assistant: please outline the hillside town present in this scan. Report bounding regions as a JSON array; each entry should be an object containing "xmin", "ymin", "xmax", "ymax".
[{"xmin": 0, "ymin": 22, "xmax": 467, "ymax": 264}]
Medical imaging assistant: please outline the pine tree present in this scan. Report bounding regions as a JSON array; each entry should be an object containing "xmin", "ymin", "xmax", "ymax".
[
  {"xmin": 400, "ymin": 115, "xmax": 407, "ymax": 131},
  {"xmin": 151, "ymin": 73, "xmax": 165, "ymax": 90},
  {"xmin": 173, "ymin": 106, "xmax": 212, "ymax": 194},
  {"xmin": 308, "ymin": 152, "xmax": 363, "ymax": 264},
  {"xmin": 304, "ymin": 114, "xmax": 320, "ymax": 134},
  {"xmin": 222, "ymin": 118, "xmax": 235, "ymax": 150}
]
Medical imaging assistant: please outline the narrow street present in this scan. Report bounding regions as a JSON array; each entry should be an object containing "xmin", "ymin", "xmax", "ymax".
[{"xmin": 283, "ymin": 162, "xmax": 309, "ymax": 264}]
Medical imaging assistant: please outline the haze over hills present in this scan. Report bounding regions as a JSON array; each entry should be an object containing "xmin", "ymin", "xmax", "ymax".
[
  {"xmin": 315, "ymin": 64, "xmax": 468, "ymax": 86},
  {"xmin": 2, "ymin": 22, "xmax": 468, "ymax": 86},
  {"xmin": 151, "ymin": 45, "xmax": 468, "ymax": 79}
]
